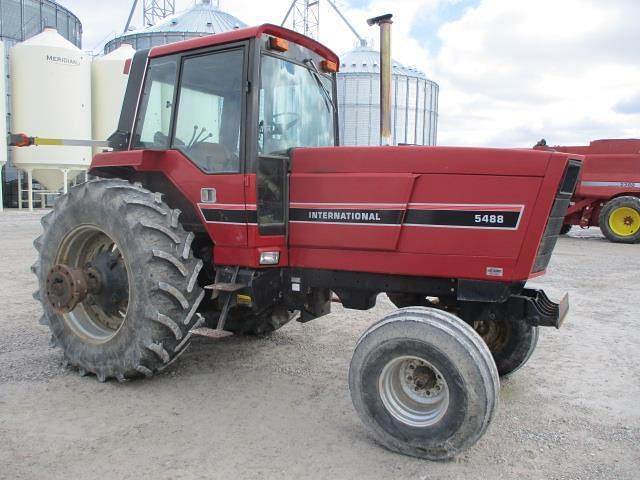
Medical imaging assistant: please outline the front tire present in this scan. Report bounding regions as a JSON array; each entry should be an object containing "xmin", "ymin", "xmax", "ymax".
[
  {"xmin": 349, "ymin": 307, "xmax": 499, "ymax": 460},
  {"xmin": 32, "ymin": 179, "xmax": 205, "ymax": 381},
  {"xmin": 214, "ymin": 304, "xmax": 293, "ymax": 335},
  {"xmin": 474, "ymin": 318, "xmax": 539, "ymax": 377},
  {"xmin": 559, "ymin": 224, "xmax": 572, "ymax": 235},
  {"xmin": 599, "ymin": 196, "xmax": 640, "ymax": 243}
]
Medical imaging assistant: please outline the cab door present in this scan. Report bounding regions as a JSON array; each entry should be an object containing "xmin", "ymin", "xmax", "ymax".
[{"xmin": 130, "ymin": 44, "xmax": 252, "ymax": 265}]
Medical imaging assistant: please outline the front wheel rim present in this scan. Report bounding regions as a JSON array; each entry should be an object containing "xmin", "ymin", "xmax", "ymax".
[
  {"xmin": 378, "ymin": 355, "xmax": 450, "ymax": 427},
  {"xmin": 609, "ymin": 206, "xmax": 640, "ymax": 237}
]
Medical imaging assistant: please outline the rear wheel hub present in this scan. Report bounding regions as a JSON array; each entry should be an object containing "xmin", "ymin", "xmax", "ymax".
[
  {"xmin": 46, "ymin": 264, "xmax": 89, "ymax": 313},
  {"xmin": 50, "ymin": 225, "xmax": 130, "ymax": 343}
]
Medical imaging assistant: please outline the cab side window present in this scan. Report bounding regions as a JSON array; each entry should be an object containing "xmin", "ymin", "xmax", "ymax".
[
  {"xmin": 133, "ymin": 57, "xmax": 178, "ymax": 149},
  {"xmin": 172, "ymin": 49, "xmax": 244, "ymax": 174}
]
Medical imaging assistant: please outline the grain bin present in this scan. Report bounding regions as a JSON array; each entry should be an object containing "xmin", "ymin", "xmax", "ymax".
[
  {"xmin": 104, "ymin": 0, "xmax": 246, "ymax": 54},
  {"xmin": 337, "ymin": 46, "xmax": 439, "ymax": 146}
]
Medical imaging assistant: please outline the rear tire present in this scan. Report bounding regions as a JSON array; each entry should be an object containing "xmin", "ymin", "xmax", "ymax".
[
  {"xmin": 349, "ymin": 307, "xmax": 499, "ymax": 460},
  {"xmin": 32, "ymin": 179, "xmax": 205, "ymax": 381},
  {"xmin": 599, "ymin": 196, "xmax": 640, "ymax": 243},
  {"xmin": 474, "ymin": 318, "xmax": 539, "ymax": 377}
]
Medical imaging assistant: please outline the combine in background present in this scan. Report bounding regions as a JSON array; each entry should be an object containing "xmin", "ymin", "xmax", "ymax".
[{"xmin": 535, "ymin": 139, "xmax": 640, "ymax": 243}]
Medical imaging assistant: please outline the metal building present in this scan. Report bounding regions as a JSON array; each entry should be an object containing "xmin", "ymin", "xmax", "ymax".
[
  {"xmin": 337, "ymin": 46, "xmax": 439, "ymax": 146},
  {"xmin": 0, "ymin": 0, "xmax": 83, "ymax": 208},
  {"xmin": 105, "ymin": 0, "xmax": 246, "ymax": 54}
]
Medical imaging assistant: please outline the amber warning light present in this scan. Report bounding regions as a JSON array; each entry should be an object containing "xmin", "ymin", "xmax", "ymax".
[
  {"xmin": 321, "ymin": 60, "xmax": 338, "ymax": 73},
  {"xmin": 268, "ymin": 37, "xmax": 289, "ymax": 52}
]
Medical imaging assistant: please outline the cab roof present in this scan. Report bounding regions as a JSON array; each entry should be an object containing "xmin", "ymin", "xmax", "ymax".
[{"xmin": 149, "ymin": 23, "xmax": 339, "ymax": 65}]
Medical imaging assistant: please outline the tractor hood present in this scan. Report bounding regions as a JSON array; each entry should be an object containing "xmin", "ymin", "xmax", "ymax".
[{"xmin": 291, "ymin": 146, "xmax": 558, "ymax": 177}]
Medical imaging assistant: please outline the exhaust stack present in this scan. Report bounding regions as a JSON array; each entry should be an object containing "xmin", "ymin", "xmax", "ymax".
[{"xmin": 367, "ymin": 13, "xmax": 393, "ymax": 145}]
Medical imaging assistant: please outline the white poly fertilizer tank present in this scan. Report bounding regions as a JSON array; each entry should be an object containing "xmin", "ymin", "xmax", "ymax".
[
  {"xmin": 0, "ymin": 40, "xmax": 6, "ymax": 211},
  {"xmin": 91, "ymin": 44, "xmax": 134, "ymax": 155},
  {"xmin": 11, "ymin": 27, "xmax": 91, "ymax": 192}
]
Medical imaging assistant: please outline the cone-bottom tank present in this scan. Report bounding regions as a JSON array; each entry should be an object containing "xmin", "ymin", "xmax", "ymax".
[
  {"xmin": 11, "ymin": 28, "xmax": 91, "ymax": 191},
  {"xmin": 92, "ymin": 44, "xmax": 135, "ymax": 155}
]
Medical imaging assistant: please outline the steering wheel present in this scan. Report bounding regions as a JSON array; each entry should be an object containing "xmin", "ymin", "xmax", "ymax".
[{"xmin": 272, "ymin": 112, "xmax": 299, "ymax": 133}]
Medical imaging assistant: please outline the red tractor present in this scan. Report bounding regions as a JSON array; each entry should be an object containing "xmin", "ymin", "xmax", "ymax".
[
  {"xmin": 534, "ymin": 138, "xmax": 640, "ymax": 243},
  {"xmin": 26, "ymin": 24, "xmax": 581, "ymax": 460}
]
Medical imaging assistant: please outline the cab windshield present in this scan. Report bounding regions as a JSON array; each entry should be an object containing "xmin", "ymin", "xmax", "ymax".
[{"xmin": 259, "ymin": 54, "xmax": 335, "ymax": 156}]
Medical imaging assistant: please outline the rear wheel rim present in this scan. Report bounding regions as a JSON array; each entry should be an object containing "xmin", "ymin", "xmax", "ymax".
[
  {"xmin": 609, "ymin": 206, "xmax": 640, "ymax": 237},
  {"xmin": 378, "ymin": 355, "xmax": 450, "ymax": 427},
  {"xmin": 54, "ymin": 225, "xmax": 130, "ymax": 344}
]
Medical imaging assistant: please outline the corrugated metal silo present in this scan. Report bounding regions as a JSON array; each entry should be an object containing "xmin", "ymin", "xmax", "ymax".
[
  {"xmin": 0, "ymin": 0, "xmax": 83, "ymax": 208},
  {"xmin": 104, "ymin": 0, "xmax": 246, "ymax": 54},
  {"xmin": 337, "ymin": 46, "xmax": 439, "ymax": 146},
  {"xmin": 0, "ymin": 40, "xmax": 5, "ymax": 211}
]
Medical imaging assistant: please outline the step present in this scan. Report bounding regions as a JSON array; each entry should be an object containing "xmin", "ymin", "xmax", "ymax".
[
  {"xmin": 204, "ymin": 282, "xmax": 247, "ymax": 292},
  {"xmin": 189, "ymin": 327, "xmax": 233, "ymax": 339}
]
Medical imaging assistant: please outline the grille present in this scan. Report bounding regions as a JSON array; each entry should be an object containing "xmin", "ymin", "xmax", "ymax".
[{"xmin": 532, "ymin": 160, "xmax": 582, "ymax": 272}]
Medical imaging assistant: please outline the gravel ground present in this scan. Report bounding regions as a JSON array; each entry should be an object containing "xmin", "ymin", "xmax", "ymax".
[{"xmin": 0, "ymin": 210, "xmax": 638, "ymax": 480}]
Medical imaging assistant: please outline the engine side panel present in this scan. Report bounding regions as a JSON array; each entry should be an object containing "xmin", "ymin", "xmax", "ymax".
[{"xmin": 289, "ymin": 146, "xmax": 572, "ymax": 282}]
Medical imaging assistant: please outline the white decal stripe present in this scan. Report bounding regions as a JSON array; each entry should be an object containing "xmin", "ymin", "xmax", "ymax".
[
  {"xmin": 290, "ymin": 220, "xmax": 400, "ymax": 227},
  {"xmin": 408, "ymin": 202, "xmax": 525, "ymax": 212},
  {"xmin": 403, "ymin": 223, "xmax": 519, "ymax": 231},
  {"xmin": 581, "ymin": 181, "xmax": 640, "ymax": 188},
  {"xmin": 290, "ymin": 202, "xmax": 405, "ymax": 209},
  {"xmin": 198, "ymin": 203, "xmax": 257, "ymax": 210}
]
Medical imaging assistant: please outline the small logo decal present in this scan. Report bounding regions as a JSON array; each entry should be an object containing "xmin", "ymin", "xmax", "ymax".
[{"xmin": 486, "ymin": 267, "xmax": 504, "ymax": 277}]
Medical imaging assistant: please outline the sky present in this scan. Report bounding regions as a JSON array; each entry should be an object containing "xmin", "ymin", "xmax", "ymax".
[{"xmin": 57, "ymin": 0, "xmax": 640, "ymax": 147}]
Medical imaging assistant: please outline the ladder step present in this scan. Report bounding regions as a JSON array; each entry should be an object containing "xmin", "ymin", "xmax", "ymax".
[
  {"xmin": 204, "ymin": 282, "xmax": 247, "ymax": 292},
  {"xmin": 189, "ymin": 327, "xmax": 233, "ymax": 339}
]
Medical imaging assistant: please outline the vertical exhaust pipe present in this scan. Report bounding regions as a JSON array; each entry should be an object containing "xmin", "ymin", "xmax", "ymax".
[{"xmin": 367, "ymin": 14, "xmax": 393, "ymax": 145}]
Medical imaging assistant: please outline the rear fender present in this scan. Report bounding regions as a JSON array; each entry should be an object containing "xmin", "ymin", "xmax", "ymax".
[{"xmin": 90, "ymin": 150, "xmax": 204, "ymax": 233}]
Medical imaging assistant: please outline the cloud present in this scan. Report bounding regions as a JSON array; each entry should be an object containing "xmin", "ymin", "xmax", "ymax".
[
  {"xmin": 56, "ymin": 0, "xmax": 639, "ymax": 147},
  {"xmin": 430, "ymin": 0, "xmax": 640, "ymax": 146},
  {"xmin": 614, "ymin": 93, "xmax": 640, "ymax": 115}
]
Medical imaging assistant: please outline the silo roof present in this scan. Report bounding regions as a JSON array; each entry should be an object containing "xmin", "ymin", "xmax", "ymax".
[
  {"xmin": 124, "ymin": 0, "xmax": 245, "ymax": 37},
  {"xmin": 338, "ymin": 46, "xmax": 431, "ymax": 80}
]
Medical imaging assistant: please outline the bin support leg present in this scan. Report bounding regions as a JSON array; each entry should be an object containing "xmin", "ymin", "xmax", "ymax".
[
  {"xmin": 27, "ymin": 170, "xmax": 33, "ymax": 212},
  {"xmin": 17, "ymin": 170, "xmax": 22, "ymax": 210},
  {"xmin": 0, "ymin": 165, "xmax": 3, "ymax": 212},
  {"xmin": 62, "ymin": 169, "xmax": 69, "ymax": 194}
]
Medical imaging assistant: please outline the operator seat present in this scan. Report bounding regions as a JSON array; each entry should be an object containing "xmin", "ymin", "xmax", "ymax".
[{"xmin": 187, "ymin": 142, "xmax": 235, "ymax": 173}]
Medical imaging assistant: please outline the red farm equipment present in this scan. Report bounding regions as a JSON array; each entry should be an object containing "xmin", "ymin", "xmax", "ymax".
[
  {"xmin": 535, "ymin": 138, "xmax": 640, "ymax": 243},
  {"xmin": 18, "ymin": 24, "xmax": 583, "ymax": 460}
]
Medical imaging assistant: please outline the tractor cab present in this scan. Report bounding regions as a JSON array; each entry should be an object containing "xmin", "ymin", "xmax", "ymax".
[
  {"xmin": 126, "ymin": 26, "xmax": 339, "ymax": 167},
  {"xmin": 110, "ymin": 25, "xmax": 338, "ymax": 165},
  {"xmin": 99, "ymin": 24, "xmax": 340, "ymax": 266}
]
